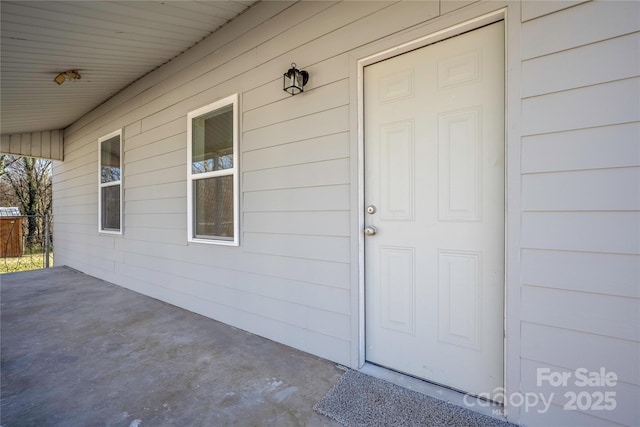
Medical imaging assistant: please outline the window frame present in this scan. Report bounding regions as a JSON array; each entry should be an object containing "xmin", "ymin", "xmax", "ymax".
[
  {"xmin": 98, "ymin": 129, "xmax": 123, "ymax": 235},
  {"xmin": 187, "ymin": 94, "xmax": 239, "ymax": 246}
]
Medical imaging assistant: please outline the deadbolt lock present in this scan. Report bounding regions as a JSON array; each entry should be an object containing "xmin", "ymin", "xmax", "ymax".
[{"xmin": 366, "ymin": 205, "xmax": 376, "ymax": 214}]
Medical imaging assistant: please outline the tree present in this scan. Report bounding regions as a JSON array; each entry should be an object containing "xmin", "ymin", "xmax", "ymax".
[
  {"xmin": 0, "ymin": 154, "xmax": 19, "ymax": 179},
  {"xmin": 0, "ymin": 155, "xmax": 52, "ymax": 249}
]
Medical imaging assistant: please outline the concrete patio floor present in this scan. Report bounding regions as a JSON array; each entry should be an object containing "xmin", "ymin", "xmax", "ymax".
[{"xmin": 1, "ymin": 267, "xmax": 343, "ymax": 426}]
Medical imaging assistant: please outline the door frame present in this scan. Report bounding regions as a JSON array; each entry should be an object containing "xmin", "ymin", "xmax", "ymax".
[{"xmin": 348, "ymin": 3, "xmax": 523, "ymax": 421}]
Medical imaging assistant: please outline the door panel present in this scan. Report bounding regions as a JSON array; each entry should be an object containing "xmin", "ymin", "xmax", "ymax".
[{"xmin": 364, "ymin": 22, "xmax": 505, "ymax": 398}]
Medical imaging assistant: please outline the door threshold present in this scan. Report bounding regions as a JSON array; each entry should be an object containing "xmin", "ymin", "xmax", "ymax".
[{"xmin": 358, "ymin": 362, "xmax": 507, "ymax": 421}]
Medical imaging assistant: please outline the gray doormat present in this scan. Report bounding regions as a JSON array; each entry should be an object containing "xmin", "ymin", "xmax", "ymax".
[{"xmin": 314, "ymin": 370, "xmax": 514, "ymax": 427}]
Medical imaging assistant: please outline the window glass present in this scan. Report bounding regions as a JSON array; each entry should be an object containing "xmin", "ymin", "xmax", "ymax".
[
  {"xmin": 101, "ymin": 184, "xmax": 121, "ymax": 231},
  {"xmin": 193, "ymin": 176, "xmax": 234, "ymax": 240},
  {"xmin": 192, "ymin": 104, "xmax": 233, "ymax": 174},
  {"xmin": 101, "ymin": 135, "xmax": 121, "ymax": 183}
]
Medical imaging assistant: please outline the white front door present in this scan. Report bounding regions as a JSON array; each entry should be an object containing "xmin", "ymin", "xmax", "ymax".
[{"xmin": 364, "ymin": 22, "xmax": 505, "ymax": 398}]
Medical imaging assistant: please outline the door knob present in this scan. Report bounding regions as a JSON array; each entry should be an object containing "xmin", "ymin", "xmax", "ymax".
[{"xmin": 364, "ymin": 226, "xmax": 377, "ymax": 236}]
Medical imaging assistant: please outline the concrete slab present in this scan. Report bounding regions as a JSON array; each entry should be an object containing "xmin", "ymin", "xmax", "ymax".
[{"xmin": 1, "ymin": 267, "xmax": 342, "ymax": 426}]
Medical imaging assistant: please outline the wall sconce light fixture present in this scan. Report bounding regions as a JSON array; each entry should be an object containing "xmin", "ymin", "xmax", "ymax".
[
  {"xmin": 54, "ymin": 70, "xmax": 81, "ymax": 85},
  {"xmin": 283, "ymin": 63, "xmax": 309, "ymax": 95}
]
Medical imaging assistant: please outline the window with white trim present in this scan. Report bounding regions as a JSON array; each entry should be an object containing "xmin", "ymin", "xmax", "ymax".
[
  {"xmin": 98, "ymin": 129, "xmax": 122, "ymax": 234},
  {"xmin": 187, "ymin": 94, "xmax": 239, "ymax": 245}
]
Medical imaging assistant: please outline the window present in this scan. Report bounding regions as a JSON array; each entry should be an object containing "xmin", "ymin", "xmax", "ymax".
[
  {"xmin": 187, "ymin": 94, "xmax": 239, "ymax": 245},
  {"xmin": 98, "ymin": 130, "xmax": 122, "ymax": 234}
]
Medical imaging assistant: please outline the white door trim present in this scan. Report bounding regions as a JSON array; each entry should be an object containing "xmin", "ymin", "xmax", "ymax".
[{"xmin": 348, "ymin": 3, "xmax": 523, "ymax": 422}]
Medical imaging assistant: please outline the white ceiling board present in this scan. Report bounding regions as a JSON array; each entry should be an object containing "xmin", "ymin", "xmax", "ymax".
[{"xmin": 0, "ymin": 0, "xmax": 257, "ymax": 135}]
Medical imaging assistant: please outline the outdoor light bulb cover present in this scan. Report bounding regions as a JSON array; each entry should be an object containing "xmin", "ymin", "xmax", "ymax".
[{"xmin": 283, "ymin": 63, "xmax": 309, "ymax": 95}]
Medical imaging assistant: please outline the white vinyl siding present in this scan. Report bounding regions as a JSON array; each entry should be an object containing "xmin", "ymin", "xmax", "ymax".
[
  {"xmin": 0, "ymin": 130, "xmax": 64, "ymax": 160},
  {"xmin": 98, "ymin": 129, "xmax": 123, "ymax": 234},
  {"xmin": 519, "ymin": 2, "xmax": 640, "ymax": 426},
  {"xmin": 51, "ymin": 2, "xmax": 639, "ymax": 426}
]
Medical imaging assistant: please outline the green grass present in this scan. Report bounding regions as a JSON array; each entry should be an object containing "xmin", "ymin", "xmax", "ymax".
[{"xmin": 1, "ymin": 252, "xmax": 54, "ymax": 274}]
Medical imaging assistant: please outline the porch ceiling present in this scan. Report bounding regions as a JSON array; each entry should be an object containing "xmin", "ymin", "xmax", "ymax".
[{"xmin": 0, "ymin": 0, "xmax": 257, "ymax": 136}]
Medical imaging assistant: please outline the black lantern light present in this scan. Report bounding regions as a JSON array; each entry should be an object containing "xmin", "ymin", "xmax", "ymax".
[{"xmin": 283, "ymin": 63, "xmax": 309, "ymax": 95}]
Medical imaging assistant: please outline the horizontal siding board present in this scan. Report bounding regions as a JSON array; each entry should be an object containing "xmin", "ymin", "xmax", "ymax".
[
  {"xmin": 521, "ymin": 322, "xmax": 639, "ymax": 385},
  {"xmin": 243, "ymin": 79, "xmax": 349, "ymax": 132},
  {"xmin": 521, "ymin": 78, "xmax": 640, "ymax": 136},
  {"xmin": 54, "ymin": 213, "xmax": 95, "ymax": 226},
  {"xmin": 125, "ymin": 134, "xmax": 184, "ymax": 165},
  {"xmin": 254, "ymin": 1, "xmax": 393, "ymax": 65},
  {"xmin": 243, "ymin": 158, "xmax": 350, "ymax": 192},
  {"xmin": 243, "ymin": 185, "xmax": 350, "ymax": 212},
  {"xmin": 521, "ymin": 0, "xmax": 587, "ymax": 22},
  {"xmin": 124, "ymin": 165, "xmax": 184, "ymax": 189},
  {"xmin": 441, "ymin": 0, "xmax": 478, "ymax": 15},
  {"xmin": 53, "ymin": 194, "xmax": 97, "ymax": 210},
  {"xmin": 124, "ymin": 227, "xmax": 186, "ymax": 245},
  {"xmin": 138, "ymin": 51, "xmax": 257, "ymax": 132},
  {"xmin": 122, "ymin": 251, "xmax": 350, "ymax": 315},
  {"xmin": 307, "ymin": 307, "xmax": 350, "ymax": 341},
  {"xmin": 520, "ymin": 359, "xmax": 639, "ymax": 427},
  {"xmin": 521, "ymin": 212, "xmax": 640, "ymax": 254},
  {"xmin": 521, "ymin": 1, "xmax": 640, "ymax": 60},
  {"xmin": 124, "ymin": 120, "xmax": 142, "ymax": 138},
  {"xmin": 243, "ymin": 232, "xmax": 350, "ymax": 263},
  {"xmin": 54, "ymin": 183, "xmax": 95, "ymax": 201},
  {"xmin": 279, "ymin": 0, "xmax": 438, "ymax": 75},
  {"xmin": 522, "ymin": 123, "xmax": 640, "ymax": 173},
  {"xmin": 59, "ymin": 138, "xmax": 95, "ymax": 162},
  {"xmin": 242, "ymin": 133, "xmax": 349, "ymax": 172},
  {"xmin": 520, "ymin": 402, "xmax": 626, "ymax": 427},
  {"xmin": 522, "ymin": 32, "xmax": 640, "ymax": 98},
  {"xmin": 521, "ymin": 249, "xmax": 640, "ymax": 298},
  {"xmin": 242, "ymin": 54, "xmax": 349, "ymax": 112},
  {"xmin": 521, "ymin": 285, "xmax": 640, "ymax": 341},
  {"xmin": 125, "ymin": 182, "xmax": 185, "ymax": 201},
  {"xmin": 125, "ymin": 213, "xmax": 184, "ymax": 230},
  {"xmin": 114, "ymin": 238, "xmax": 350, "ymax": 290},
  {"xmin": 118, "ymin": 263, "xmax": 310, "ymax": 328},
  {"xmin": 125, "ymin": 117, "xmax": 185, "ymax": 152},
  {"xmin": 124, "ymin": 198, "xmax": 186, "ymax": 215},
  {"xmin": 55, "ymin": 203, "xmax": 95, "ymax": 216},
  {"xmin": 53, "ymin": 159, "xmax": 96, "ymax": 184},
  {"xmin": 244, "ymin": 211, "xmax": 350, "ymax": 236},
  {"xmin": 243, "ymin": 106, "xmax": 350, "ymax": 152},
  {"xmin": 113, "ymin": 264, "xmax": 350, "ymax": 364},
  {"xmin": 125, "ymin": 148, "xmax": 184, "ymax": 176},
  {"xmin": 522, "ymin": 167, "xmax": 640, "ymax": 211}
]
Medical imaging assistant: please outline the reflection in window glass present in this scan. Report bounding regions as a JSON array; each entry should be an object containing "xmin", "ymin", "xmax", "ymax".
[
  {"xmin": 101, "ymin": 135, "xmax": 121, "ymax": 183},
  {"xmin": 192, "ymin": 104, "xmax": 233, "ymax": 174},
  {"xmin": 193, "ymin": 175, "xmax": 234, "ymax": 240},
  {"xmin": 101, "ymin": 185, "xmax": 121, "ymax": 231}
]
